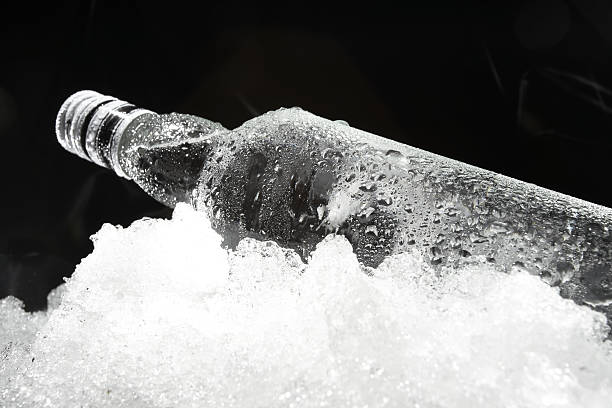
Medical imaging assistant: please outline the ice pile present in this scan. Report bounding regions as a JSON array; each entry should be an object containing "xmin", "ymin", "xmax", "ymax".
[{"xmin": 1, "ymin": 204, "xmax": 612, "ymax": 407}]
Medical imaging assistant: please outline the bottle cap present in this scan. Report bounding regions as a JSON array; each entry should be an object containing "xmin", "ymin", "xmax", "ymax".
[{"xmin": 56, "ymin": 90, "xmax": 154, "ymax": 178}]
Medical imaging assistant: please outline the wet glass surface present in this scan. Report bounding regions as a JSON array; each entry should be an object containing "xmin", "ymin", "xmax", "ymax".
[{"xmin": 3, "ymin": 2, "xmax": 612, "ymax": 310}]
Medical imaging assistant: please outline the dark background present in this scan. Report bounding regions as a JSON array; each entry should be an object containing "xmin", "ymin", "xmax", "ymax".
[{"xmin": 2, "ymin": 0, "xmax": 612, "ymax": 310}]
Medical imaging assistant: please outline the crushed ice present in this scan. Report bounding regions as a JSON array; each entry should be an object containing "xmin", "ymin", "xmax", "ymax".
[{"xmin": 1, "ymin": 204, "xmax": 612, "ymax": 407}]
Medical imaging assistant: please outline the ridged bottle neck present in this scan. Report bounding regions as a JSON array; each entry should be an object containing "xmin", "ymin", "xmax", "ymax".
[{"xmin": 55, "ymin": 90, "xmax": 156, "ymax": 179}]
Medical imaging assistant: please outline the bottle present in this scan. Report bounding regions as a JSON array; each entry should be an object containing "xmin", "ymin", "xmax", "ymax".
[{"xmin": 56, "ymin": 90, "xmax": 612, "ymax": 319}]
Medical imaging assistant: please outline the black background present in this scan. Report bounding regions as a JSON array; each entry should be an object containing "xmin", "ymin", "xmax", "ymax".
[{"xmin": 2, "ymin": 0, "xmax": 612, "ymax": 310}]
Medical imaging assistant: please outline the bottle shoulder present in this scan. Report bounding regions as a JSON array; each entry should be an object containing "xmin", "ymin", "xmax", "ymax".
[{"xmin": 117, "ymin": 113, "xmax": 227, "ymax": 207}]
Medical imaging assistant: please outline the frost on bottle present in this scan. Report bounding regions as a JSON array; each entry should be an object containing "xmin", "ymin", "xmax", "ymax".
[{"xmin": 57, "ymin": 90, "xmax": 612, "ymax": 320}]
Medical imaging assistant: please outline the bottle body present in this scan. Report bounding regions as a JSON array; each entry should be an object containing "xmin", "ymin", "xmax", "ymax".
[{"xmin": 57, "ymin": 91, "xmax": 612, "ymax": 323}]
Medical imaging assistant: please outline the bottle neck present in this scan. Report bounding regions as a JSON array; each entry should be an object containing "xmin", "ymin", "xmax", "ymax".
[{"xmin": 56, "ymin": 90, "xmax": 156, "ymax": 179}]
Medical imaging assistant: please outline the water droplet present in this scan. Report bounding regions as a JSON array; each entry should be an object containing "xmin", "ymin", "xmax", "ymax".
[
  {"xmin": 540, "ymin": 270, "xmax": 561, "ymax": 286},
  {"xmin": 452, "ymin": 224, "xmax": 464, "ymax": 233},
  {"xmin": 483, "ymin": 221, "xmax": 510, "ymax": 237},
  {"xmin": 359, "ymin": 182, "xmax": 377, "ymax": 192},
  {"xmin": 385, "ymin": 150, "xmax": 403, "ymax": 158},
  {"xmin": 358, "ymin": 207, "xmax": 376, "ymax": 223},
  {"xmin": 467, "ymin": 216, "xmax": 479, "ymax": 227},
  {"xmin": 445, "ymin": 207, "xmax": 459, "ymax": 217},
  {"xmin": 469, "ymin": 233, "xmax": 489, "ymax": 244},
  {"xmin": 365, "ymin": 225, "xmax": 379, "ymax": 237},
  {"xmin": 556, "ymin": 262, "xmax": 575, "ymax": 283},
  {"xmin": 322, "ymin": 148, "xmax": 344, "ymax": 160},
  {"xmin": 376, "ymin": 193, "xmax": 393, "ymax": 206}
]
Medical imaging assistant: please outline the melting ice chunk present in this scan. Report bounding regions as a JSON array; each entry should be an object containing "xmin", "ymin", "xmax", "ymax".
[{"xmin": 1, "ymin": 204, "xmax": 611, "ymax": 407}]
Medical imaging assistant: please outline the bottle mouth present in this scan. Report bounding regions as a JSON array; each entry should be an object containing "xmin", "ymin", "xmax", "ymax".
[{"xmin": 55, "ymin": 90, "xmax": 154, "ymax": 178}]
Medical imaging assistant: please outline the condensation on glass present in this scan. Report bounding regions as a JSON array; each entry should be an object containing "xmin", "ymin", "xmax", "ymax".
[{"xmin": 56, "ymin": 90, "xmax": 612, "ymax": 323}]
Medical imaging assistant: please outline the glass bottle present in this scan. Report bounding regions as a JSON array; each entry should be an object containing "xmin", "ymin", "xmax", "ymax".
[{"xmin": 56, "ymin": 90, "xmax": 612, "ymax": 320}]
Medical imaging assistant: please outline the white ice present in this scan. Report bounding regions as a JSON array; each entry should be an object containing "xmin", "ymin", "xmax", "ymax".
[{"xmin": 1, "ymin": 204, "xmax": 612, "ymax": 407}]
